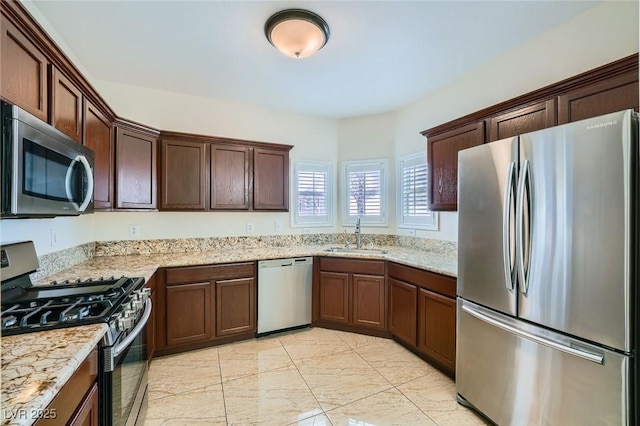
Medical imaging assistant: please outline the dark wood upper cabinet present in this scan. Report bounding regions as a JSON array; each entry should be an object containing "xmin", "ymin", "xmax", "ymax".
[
  {"xmin": 50, "ymin": 66, "xmax": 83, "ymax": 142},
  {"xmin": 0, "ymin": 14, "xmax": 48, "ymax": 121},
  {"xmin": 83, "ymin": 99, "xmax": 114, "ymax": 210},
  {"xmin": 427, "ymin": 121, "xmax": 484, "ymax": 211},
  {"xmin": 115, "ymin": 123, "xmax": 158, "ymax": 209},
  {"xmin": 254, "ymin": 148, "xmax": 289, "ymax": 211},
  {"xmin": 488, "ymin": 99, "xmax": 556, "ymax": 142},
  {"xmin": 558, "ymin": 70, "xmax": 639, "ymax": 124},
  {"xmin": 160, "ymin": 139, "xmax": 208, "ymax": 210},
  {"xmin": 210, "ymin": 144, "xmax": 250, "ymax": 210}
]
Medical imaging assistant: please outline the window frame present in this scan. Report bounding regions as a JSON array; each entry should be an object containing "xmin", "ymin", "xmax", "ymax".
[
  {"xmin": 291, "ymin": 160, "xmax": 335, "ymax": 227},
  {"xmin": 341, "ymin": 158, "xmax": 388, "ymax": 227},
  {"xmin": 397, "ymin": 152, "xmax": 438, "ymax": 230}
]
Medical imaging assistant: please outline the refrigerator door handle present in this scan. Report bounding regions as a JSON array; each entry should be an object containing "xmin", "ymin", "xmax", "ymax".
[
  {"xmin": 516, "ymin": 159, "xmax": 531, "ymax": 294},
  {"xmin": 502, "ymin": 162, "xmax": 516, "ymax": 290},
  {"xmin": 461, "ymin": 303, "xmax": 604, "ymax": 365}
]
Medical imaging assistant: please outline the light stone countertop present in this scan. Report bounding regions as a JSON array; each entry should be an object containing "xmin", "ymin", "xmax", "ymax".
[
  {"xmin": 0, "ymin": 323, "xmax": 108, "ymax": 426},
  {"xmin": 35, "ymin": 244, "xmax": 457, "ymax": 285},
  {"xmin": 2, "ymin": 244, "xmax": 456, "ymax": 425}
]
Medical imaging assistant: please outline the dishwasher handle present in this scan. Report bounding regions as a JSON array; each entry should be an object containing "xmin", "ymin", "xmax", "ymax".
[{"xmin": 259, "ymin": 257, "xmax": 313, "ymax": 269}]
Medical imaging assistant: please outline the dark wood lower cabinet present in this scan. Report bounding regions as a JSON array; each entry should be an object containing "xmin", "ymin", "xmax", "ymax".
[
  {"xmin": 215, "ymin": 277, "xmax": 256, "ymax": 337},
  {"xmin": 352, "ymin": 274, "xmax": 385, "ymax": 330},
  {"xmin": 69, "ymin": 382, "xmax": 98, "ymax": 426},
  {"xmin": 417, "ymin": 288, "xmax": 456, "ymax": 375},
  {"xmin": 157, "ymin": 262, "xmax": 256, "ymax": 355},
  {"xmin": 165, "ymin": 281, "xmax": 214, "ymax": 347},
  {"xmin": 388, "ymin": 262, "xmax": 457, "ymax": 377},
  {"xmin": 316, "ymin": 258, "xmax": 386, "ymax": 334},
  {"xmin": 146, "ymin": 274, "xmax": 157, "ymax": 360},
  {"xmin": 389, "ymin": 278, "xmax": 417, "ymax": 345},
  {"xmin": 319, "ymin": 271, "xmax": 350, "ymax": 324}
]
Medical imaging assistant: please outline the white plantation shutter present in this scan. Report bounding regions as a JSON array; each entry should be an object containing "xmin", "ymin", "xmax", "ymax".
[
  {"xmin": 398, "ymin": 153, "xmax": 438, "ymax": 230},
  {"xmin": 292, "ymin": 161, "xmax": 333, "ymax": 226},
  {"xmin": 342, "ymin": 160, "xmax": 388, "ymax": 225}
]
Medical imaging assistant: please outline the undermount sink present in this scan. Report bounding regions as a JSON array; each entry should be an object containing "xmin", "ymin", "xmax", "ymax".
[{"xmin": 324, "ymin": 247, "xmax": 389, "ymax": 254}]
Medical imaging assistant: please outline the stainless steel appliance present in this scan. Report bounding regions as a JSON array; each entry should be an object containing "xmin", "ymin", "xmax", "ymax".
[
  {"xmin": 0, "ymin": 241, "xmax": 150, "ymax": 426},
  {"xmin": 456, "ymin": 109, "xmax": 638, "ymax": 425},
  {"xmin": 257, "ymin": 257, "xmax": 313, "ymax": 335},
  {"xmin": 1, "ymin": 101, "xmax": 94, "ymax": 217}
]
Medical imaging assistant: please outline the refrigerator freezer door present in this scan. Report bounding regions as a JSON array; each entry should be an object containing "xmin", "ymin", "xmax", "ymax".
[
  {"xmin": 457, "ymin": 299, "xmax": 631, "ymax": 426},
  {"xmin": 518, "ymin": 110, "xmax": 635, "ymax": 352},
  {"xmin": 458, "ymin": 137, "xmax": 518, "ymax": 316}
]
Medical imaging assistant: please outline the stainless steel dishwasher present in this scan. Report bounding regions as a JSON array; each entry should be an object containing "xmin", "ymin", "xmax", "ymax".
[{"xmin": 257, "ymin": 257, "xmax": 313, "ymax": 335}]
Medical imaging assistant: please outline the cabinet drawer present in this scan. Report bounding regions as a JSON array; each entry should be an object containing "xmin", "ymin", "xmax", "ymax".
[
  {"xmin": 166, "ymin": 262, "xmax": 254, "ymax": 284},
  {"xmin": 319, "ymin": 257, "xmax": 384, "ymax": 275},
  {"xmin": 388, "ymin": 262, "xmax": 456, "ymax": 298}
]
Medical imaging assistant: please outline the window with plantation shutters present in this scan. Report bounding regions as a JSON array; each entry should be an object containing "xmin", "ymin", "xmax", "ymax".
[
  {"xmin": 292, "ymin": 161, "xmax": 333, "ymax": 226},
  {"xmin": 342, "ymin": 159, "xmax": 388, "ymax": 226},
  {"xmin": 398, "ymin": 153, "xmax": 438, "ymax": 230}
]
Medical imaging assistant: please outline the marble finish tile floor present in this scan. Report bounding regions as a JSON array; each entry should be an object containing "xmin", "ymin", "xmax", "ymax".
[{"xmin": 143, "ymin": 328, "xmax": 489, "ymax": 426}]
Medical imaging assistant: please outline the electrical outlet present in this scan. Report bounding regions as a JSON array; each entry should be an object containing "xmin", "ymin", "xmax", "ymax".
[
  {"xmin": 129, "ymin": 225, "xmax": 140, "ymax": 238},
  {"xmin": 246, "ymin": 222, "xmax": 255, "ymax": 233},
  {"xmin": 303, "ymin": 228, "xmax": 312, "ymax": 234},
  {"xmin": 408, "ymin": 229, "xmax": 416, "ymax": 237},
  {"xmin": 50, "ymin": 228, "xmax": 58, "ymax": 247},
  {"xmin": 275, "ymin": 221, "xmax": 283, "ymax": 232}
]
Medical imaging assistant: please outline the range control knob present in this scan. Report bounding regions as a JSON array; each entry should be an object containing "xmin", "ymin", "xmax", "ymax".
[{"xmin": 132, "ymin": 300, "xmax": 143, "ymax": 310}]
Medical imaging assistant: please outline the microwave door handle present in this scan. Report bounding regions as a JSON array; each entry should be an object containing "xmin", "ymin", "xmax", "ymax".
[{"xmin": 65, "ymin": 155, "xmax": 94, "ymax": 212}]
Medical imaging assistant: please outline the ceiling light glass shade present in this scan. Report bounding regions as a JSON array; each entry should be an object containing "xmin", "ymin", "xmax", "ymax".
[{"xmin": 265, "ymin": 9, "xmax": 330, "ymax": 59}]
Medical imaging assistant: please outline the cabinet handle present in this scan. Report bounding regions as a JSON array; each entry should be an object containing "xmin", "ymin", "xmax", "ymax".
[{"xmin": 438, "ymin": 171, "xmax": 444, "ymax": 195}]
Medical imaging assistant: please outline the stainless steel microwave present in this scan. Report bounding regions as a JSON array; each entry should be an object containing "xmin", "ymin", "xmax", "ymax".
[{"xmin": 1, "ymin": 102, "xmax": 94, "ymax": 217}]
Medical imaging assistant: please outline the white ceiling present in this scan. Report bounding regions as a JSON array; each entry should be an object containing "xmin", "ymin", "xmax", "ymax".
[{"xmin": 31, "ymin": 1, "xmax": 600, "ymax": 119}]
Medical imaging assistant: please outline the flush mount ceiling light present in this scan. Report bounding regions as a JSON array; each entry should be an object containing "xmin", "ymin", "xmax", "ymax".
[{"xmin": 264, "ymin": 9, "xmax": 330, "ymax": 59}]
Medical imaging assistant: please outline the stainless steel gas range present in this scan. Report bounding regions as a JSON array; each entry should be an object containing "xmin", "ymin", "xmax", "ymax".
[{"xmin": 0, "ymin": 241, "xmax": 151, "ymax": 426}]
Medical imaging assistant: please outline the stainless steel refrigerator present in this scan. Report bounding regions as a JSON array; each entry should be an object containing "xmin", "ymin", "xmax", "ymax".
[{"xmin": 456, "ymin": 109, "xmax": 638, "ymax": 425}]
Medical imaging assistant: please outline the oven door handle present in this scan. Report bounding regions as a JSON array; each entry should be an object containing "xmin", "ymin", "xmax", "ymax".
[{"xmin": 112, "ymin": 299, "xmax": 152, "ymax": 359}]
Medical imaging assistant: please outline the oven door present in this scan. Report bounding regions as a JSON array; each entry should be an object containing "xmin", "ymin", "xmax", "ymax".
[
  {"xmin": 2, "ymin": 102, "xmax": 94, "ymax": 216},
  {"xmin": 101, "ymin": 299, "xmax": 151, "ymax": 426}
]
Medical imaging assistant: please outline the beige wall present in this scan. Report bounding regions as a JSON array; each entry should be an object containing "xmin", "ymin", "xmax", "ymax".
[{"xmin": 1, "ymin": 0, "xmax": 638, "ymax": 254}]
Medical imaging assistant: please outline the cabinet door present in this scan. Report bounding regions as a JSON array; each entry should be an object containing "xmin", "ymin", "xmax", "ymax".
[
  {"xmin": 50, "ymin": 66, "xmax": 83, "ymax": 142},
  {"xmin": 351, "ymin": 274, "xmax": 385, "ymax": 330},
  {"xmin": 116, "ymin": 127, "xmax": 157, "ymax": 209},
  {"xmin": 0, "ymin": 15, "xmax": 48, "ymax": 121},
  {"xmin": 427, "ymin": 121, "xmax": 484, "ymax": 211},
  {"xmin": 488, "ymin": 99, "xmax": 556, "ymax": 142},
  {"xmin": 69, "ymin": 382, "xmax": 98, "ymax": 426},
  {"xmin": 319, "ymin": 271, "xmax": 349, "ymax": 324},
  {"xmin": 165, "ymin": 282, "xmax": 213, "ymax": 347},
  {"xmin": 83, "ymin": 100, "xmax": 114, "ymax": 209},
  {"xmin": 558, "ymin": 71, "xmax": 639, "ymax": 124},
  {"xmin": 417, "ymin": 288, "xmax": 456, "ymax": 374},
  {"xmin": 215, "ymin": 277, "xmax": 256, "ymax": 337},
  {"xmin": 389, "ymin": 278, "xmax": 417, "ymax": 345},
  {"xmin": 160, "ymin": 140, "xmax": 207, "ymax": 210},
  {"xmin": 210, "ymin": 144, "xmax": 249, "ymax": 210},
  {"xmin": 253, "ymin": 148, "xmax": 289, "ymax": 210}
]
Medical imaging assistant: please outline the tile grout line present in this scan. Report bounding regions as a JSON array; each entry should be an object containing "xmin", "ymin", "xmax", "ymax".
[
  {"xmin": 394, "ymin": 383, "xmax": 440, "ymax": 426},
  {"xmin": 276, "ymin": 334, "xmax": 330, "ymax": 425},
  {"xmin": 216, "ymin": 348, "xmax": 230, "ymax": 425}
]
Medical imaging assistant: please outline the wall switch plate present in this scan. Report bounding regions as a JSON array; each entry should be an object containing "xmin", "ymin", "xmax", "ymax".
[
  {"xmin": 408, "ymin": 229, "xmax": 416, "ymax": 236},
  {"xmin": 246, "ymin": 223, "xmax": 255, "ymax": 233},
  {"xmin": 303, "ymin": 228, "xmax": 312, "ymax": 234},
  {"xmin": 50, "ymin": 228, "xmax": 57, "ymax": 247},
  {"xmin": 129, "ymin": 225, "xmax": 140, "ymax": 238},
  {"xmin": 275, "ymin": 221, "xmax": 283, "ymax": 232}
]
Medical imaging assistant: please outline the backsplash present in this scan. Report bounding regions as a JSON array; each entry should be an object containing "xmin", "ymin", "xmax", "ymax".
[
  {"xmin": 30, "ymin": 242, "xmax": 95, "ymax": 282},
  {"xmin": 30, "ymin": 234, "xmax": 456, "ymax": 279},
  {"xmin": 94, "ymin": 234, "xmax": 398, "ymax": 256}
]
